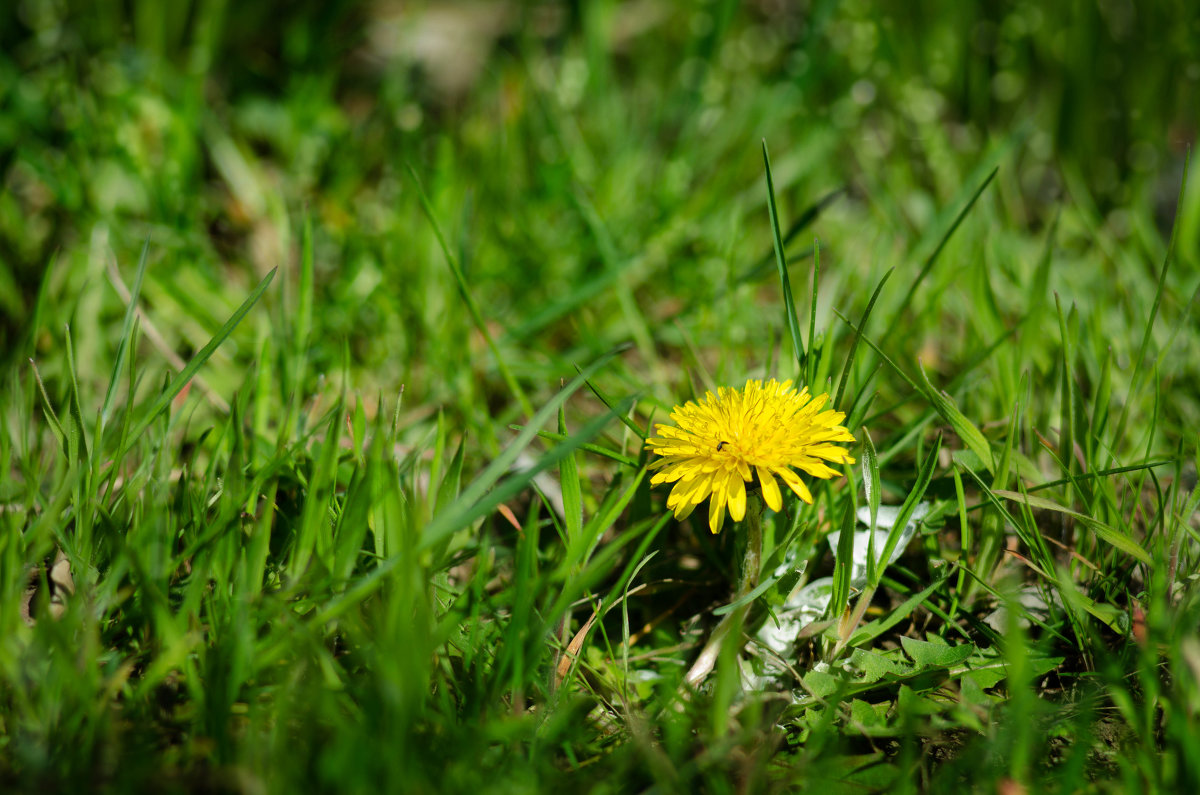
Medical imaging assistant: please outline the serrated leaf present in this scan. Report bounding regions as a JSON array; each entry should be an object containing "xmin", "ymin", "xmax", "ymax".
[
  {"xmin": 850, "ymin": 699, "xmax": 882, "ymax": 727},
  {"xmin": 849, "ymin": 648, "xmax": 908, "ymax": 683},
  {"xmin": 963, "ymin": 664, "xmax": 1008, "ymax": 691},
  {"xmin": 900, "ymin": 636, "xmax": 976, "ymax": 669},
  {"xmin": 803, "ymin": 669, "xmax": 841, "ymax": 699},
  {"xmin": 897, "ymin": 684, "xmax": 941, "ymax": 716}
]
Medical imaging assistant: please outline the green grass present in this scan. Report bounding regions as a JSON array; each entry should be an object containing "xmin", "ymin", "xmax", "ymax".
[{"xmin": 2, "ymin": 2, "xmax": 1200, "ymax": 792}]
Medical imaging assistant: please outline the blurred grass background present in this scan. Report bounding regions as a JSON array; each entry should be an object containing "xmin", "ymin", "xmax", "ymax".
[
  {"xmin": 4, "ymin": 1, "xmax": 1196, "ymax": 390},
  {"xmin": 2, "ymin": 0, "xmax": 1199, "ymax": 792}
]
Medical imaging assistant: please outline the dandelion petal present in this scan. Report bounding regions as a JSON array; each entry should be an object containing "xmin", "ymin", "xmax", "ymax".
[
  {"xmin": 757, "ymin": 466, "xmax": 782, "ymax": 512},
  {"xmin": 727, "ymin": 474, "xmax": 747, "ymax": 522}
]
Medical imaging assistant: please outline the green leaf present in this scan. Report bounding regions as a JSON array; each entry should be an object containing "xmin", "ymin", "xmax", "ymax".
[
  {"xmin": 563, "ymin": 467, "xmax": 647, "ymax": 575},
  {"xmin": 292, "ymin": 401, "xmax": 344, "ymax": 577},
  {"xmin": 520, "ymin": 428, "xmax": 640, "ymax": 468},
  {"xmin": 770, "ymin": 561, "xmax": 807, "ymax": 607},
  {"xmin": 351, "ymin": 398, "xmax": 367, "ymax": 458},
  {"xmin": 897, "ymin": 684, "xmax": 942, "ymax": 716},
  {"xmin": 582, "ymin": 371, "xmax": 645, "ymax": 441},
  {"xmin": 963, "ymin": 664, "xmax": 1008, "ymax": 692},
  {"xmin": 849, "ymin": 648, "xmax": 908, "ymax": 683},
  {"xmin": 849, "ymin": 699, "xmax": 883, "ymax": 727},
  {"xmin": 900, "ymin": 636, "xmax": 976, "ymax": 669},
  {"xmin": 63, "ymin": 329, "xmax": 90, "ymax": 467},
  {"xmin": 300, "ymin": 349, "xmax": 625, "ymax": 631},
  {"xmin": 435, "ymin": 441, "xmax": 465, "ymax": 519},
  {"xmin": 803, "ymin": 669, "xmax": 841, "ymax": 699}
]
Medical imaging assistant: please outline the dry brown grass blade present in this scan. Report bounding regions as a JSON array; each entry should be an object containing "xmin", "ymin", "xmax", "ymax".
[{"xmin": 555, "ymin": 607, "xmax": 599, "ymax": 689}]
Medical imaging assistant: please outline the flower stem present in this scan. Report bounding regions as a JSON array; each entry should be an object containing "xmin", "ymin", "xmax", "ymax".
[
  {"xmin": 683, "ymin": 495, "xmax": 764, "ymax": 689},
  {"xmin": 737, "ymin": 496, "xmax": 764, "ymax": 597}
]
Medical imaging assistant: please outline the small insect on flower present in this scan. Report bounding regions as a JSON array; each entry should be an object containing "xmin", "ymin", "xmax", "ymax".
[{"xmin": 646, "ymin": 378, "xmax": 856, "ymax": 534}]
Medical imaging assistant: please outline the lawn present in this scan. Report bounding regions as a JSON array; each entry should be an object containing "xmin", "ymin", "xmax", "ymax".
[{"xmin": 2, "ymin": 1, "xmax": 1199, "ymax": 792}]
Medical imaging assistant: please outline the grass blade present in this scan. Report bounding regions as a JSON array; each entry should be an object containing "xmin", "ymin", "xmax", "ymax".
[
  {"xmin": 873, "ymin": 433, "xmax": 941, "ymax": 590},
  {"xmin": 835, "ymin": 268, "xmax": 894, "ymax": 408},
  {"xmin": 122, "ymin": 268, "xmax": 277, "ymax": 456},
  {"xmin": 762, "ymin": 140, "xmax": 806, "ymax": 373},
  {"xmin": 102, "ymin": 236, "xmax": 151, "ymax": 427},
  {"xmin": 880, "ymin": 167, "xmax": 998, "ymax": 344},
  {"xmin": 862, "ymin": 426, "xmax": 881, "ymax": 585},
  {"xmin": 407, "ymin": 163, "xmax": 533, "ymax": 418},
  {"xmin": 916, "ymin": 362, "xmax": 994, "ymax": 474},
  {"xmin": 992, "ymin": 489, "xmax": 1152, "ymax": 565},
  {"xmin": 807, "ymin": 237, "xmax": 821, "ymax": 387}
]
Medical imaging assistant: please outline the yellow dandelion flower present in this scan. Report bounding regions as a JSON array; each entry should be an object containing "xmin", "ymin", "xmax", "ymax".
[{"xmin": 645, "ymin": 378, "xmax": 856, "ymax": 534}]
